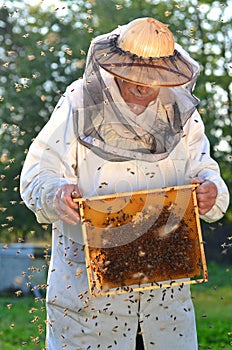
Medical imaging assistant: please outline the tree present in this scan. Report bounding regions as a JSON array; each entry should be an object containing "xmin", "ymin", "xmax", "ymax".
[
  {"xmin": 0, "ymin": 2, "xmax": 93, "ymax": 242},
  {"xmin": 0, "ymin": 0, "xmax": 231, "ymax": 243}
]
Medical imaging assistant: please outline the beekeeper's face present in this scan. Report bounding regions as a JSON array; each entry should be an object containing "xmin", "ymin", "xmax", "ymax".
[{"xmin": 115, "ymin": 78, "xmax": 160, "ymax": 109}]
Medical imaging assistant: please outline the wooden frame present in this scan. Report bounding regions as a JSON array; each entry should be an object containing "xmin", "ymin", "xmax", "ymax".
[{"xmin": 75, "ymin": 184, "xmax": 208, "ymax": 297}]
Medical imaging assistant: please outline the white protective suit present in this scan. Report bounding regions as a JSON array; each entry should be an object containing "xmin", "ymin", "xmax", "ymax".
[{"xmin": 20, "ymin": 52, "xmax": 229, "ymax": 350}]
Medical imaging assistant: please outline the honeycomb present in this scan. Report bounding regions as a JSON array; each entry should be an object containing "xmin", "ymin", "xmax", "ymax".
[{"xmin": 76, "ymin": 184, "xmax": 208, "ymax": 296}]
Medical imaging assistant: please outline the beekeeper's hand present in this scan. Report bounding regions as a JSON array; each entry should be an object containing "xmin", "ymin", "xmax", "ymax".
[
  {"xmin": 53, "ymin": 184, "xmax": 81, "ymax": 225},
  {"xmin": 191, "ymin": 177, "xmax": 217, "ymax": 215}
]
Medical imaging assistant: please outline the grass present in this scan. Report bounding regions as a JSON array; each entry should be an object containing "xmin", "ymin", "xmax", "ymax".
[
  {"xmin": 194, "ymin": 286, "xmax": 232, "ymax": 349},
  {"xmin": 0, "ymin": 295, "xmax": 46, "ymax": 350},
  {"xmin": 0, "ymin": 263, "xmax": 231, "ymax": 349},
  {"xmin": 192, "ymin": 263, "xmax": 232, "ymax": 349}
]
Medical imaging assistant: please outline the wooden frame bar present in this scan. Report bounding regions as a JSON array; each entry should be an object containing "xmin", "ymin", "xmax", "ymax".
[{"xmin": 75, "ymin": 184, "xmax": 208, "ymax": 297}]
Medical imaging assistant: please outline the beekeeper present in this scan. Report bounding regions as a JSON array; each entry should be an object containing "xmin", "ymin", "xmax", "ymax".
[{"xmin": 20, "ymin": 17, "xmax": 229, "ymax": 350}]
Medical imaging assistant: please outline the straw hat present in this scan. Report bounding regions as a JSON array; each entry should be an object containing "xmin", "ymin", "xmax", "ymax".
[{"xmin": 92, "ymin": 17, "xmax": 194, "ymax": 87}]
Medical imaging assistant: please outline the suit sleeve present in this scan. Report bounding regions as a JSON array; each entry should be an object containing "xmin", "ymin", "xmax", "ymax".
[
  {"xmin": 20, "ymin": 85, "xmax": 78, "ymax": 223},
  {"xmin": 184, "ymin": 110, "xmax": 230, "ymax": 223}
]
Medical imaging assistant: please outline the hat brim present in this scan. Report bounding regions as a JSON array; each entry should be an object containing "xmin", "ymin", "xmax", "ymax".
[{"xmin": 92, "ymin": 34, "xmax": 193, "ymax": 87}]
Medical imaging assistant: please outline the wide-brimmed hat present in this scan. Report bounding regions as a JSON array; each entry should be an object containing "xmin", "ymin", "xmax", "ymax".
[{"xmin": 92, "ymin": 17, "xmax": 194, "ymax": 87}]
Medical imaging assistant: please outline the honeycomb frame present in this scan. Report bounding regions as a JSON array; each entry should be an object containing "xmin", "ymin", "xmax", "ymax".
[{"xmin": 75, "ymin": 184, "xmax": 208, "ymax": 297}]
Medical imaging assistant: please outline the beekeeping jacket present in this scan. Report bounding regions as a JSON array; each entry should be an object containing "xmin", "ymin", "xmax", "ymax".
[{"xmin": 20, "ymin": 31, "xmax": 229, "ymax": 350}]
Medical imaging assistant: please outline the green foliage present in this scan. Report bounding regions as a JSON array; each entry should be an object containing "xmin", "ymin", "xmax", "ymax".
[
  {"xmin": 0, "ymin": 0, "xmax": 231, "ymax": 242},
  {"xmin": 0, "ymin": 2, "xmax": 91, "ymax": 242}
]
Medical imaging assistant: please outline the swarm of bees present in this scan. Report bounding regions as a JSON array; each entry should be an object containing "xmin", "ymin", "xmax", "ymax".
[{"xmin": 76, "ymin": 185, "xmax": 208, "ymax": 296}]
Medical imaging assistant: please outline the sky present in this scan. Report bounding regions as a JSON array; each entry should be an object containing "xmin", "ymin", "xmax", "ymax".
[
  {"xmin": 1, "ymin": 0, "xmax": 232, "ymax": 22},
  {"xmin": 25, "ymin": 0, "xmax": 65, "ymax": 7}
]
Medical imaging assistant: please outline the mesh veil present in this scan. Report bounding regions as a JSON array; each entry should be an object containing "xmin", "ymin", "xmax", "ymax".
[{"xmin": 73, "ymin": 29, "xmax": 200, "ymax": 163}]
